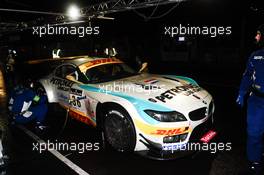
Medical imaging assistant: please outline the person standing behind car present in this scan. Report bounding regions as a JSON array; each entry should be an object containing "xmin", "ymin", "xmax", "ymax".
[
  {"xmin": 5, "ymin": 49, "xmax": 16, "ymax": 88},
  {"xmin": 135, "ymin": 56, "xmax": 148, "ymax": 73},
  {"xmin": 236, "ymin": 25, "xmax": 264, "ymax": 175},
  {"xmin": 52, "ymin": 43, "xmax": 63, "ymax": 59}
]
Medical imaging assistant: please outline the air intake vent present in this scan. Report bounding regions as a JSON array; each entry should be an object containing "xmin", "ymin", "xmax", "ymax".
[
  {"xmin": 189, "ymin": 107, "xmax": 207, "ymax": 121},
  {"xmin": 208, "ymin": 101, "xmax": 214, "ymax": 116}
]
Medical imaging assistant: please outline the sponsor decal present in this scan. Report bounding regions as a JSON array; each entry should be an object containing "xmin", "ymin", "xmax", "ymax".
[
  {"xmin": 58, "ymin": 94, "xmax": 68, "ymax": 104},
  {"xmin": 59, "ymin": 103, "xmax": 96, "ymax": 125},
  {"xmin": 202, "ymin": 100, "xmax": 208, "ymax": 105},
  {"xmin": 85, "ymin": 98, "xmax": 95, "ymax": 119},
  {"xmin": 70, "ymin": 88, "xmax": 83, "ymax": 96},
  {"xmin": 70, "ymin": 95, "xmax": 82, "ymax": 108},
  {"xmin": 144, "ymin": 78, "xmax": 159, "ymax": 84},
  {"xmin": 77, "ymin": 96, "xmax": 87, "ymax": 100},
  {"xmin": 79, "ymin": 58, "xmax": 123, "ymax": 71},
  {"xmin": 192, "ymin": 94, "xmax": 201, "ymax": 100},
  {"xmin": 135, "ymin": 83, "xmax": 160, "ymax": 90},
  {"xmin": 134, "ymin": 118, "xmax": 190, "ymax": 136},
  {"xmin": 69, "ymin": 109, "xmax": 96, "ymax": 127},
  {"xmin": 153, "ymin": 84, "xmax": 202, "ymax": 103},
  {"xmin": 148, "ymin": 98, "xmax": 158, "ymax": 103},
  {"xmin": 150, "ymin": 127, "xmax": 189, "ymax": 136},
  {"xmin": 200, "ymin": 130, "xmax": 217, "ymax": 143},
  {"xmin": 50, "ymin": 77, "xmax": 74, "ymax": 91},
  {"xmin": 162, "ymin": 143, "xmax": 187, "ymax": 151},
  {"xmin": 58, "ymin": 94, "xmax": 68, "ymax": 100}
]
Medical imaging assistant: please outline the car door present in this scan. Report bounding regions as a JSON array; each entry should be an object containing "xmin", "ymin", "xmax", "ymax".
[
  {"xmin": 50, "ymin": 64, "xmax": 76, "ymax": 107},
  {"xmin": 66, "ymin": 68, "xmax": 97, "ymax": 126}
]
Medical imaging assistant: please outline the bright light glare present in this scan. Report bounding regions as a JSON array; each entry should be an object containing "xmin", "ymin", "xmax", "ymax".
[
  {"xmin": 67, "ymin": 5, "xmax": 81, "ymax": 20},
  {"xmin": 179, "ymin": 36, "xmax": 185, "ymax": 42}
]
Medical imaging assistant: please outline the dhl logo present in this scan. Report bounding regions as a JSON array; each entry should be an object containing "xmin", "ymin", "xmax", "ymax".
[
  {"xmin": 150, "ymin": 127, "xmax": 189, "ymax": 136},
  {"xmin": 79, "ymin": 58, "xmax": 123, "ymax": 71},
  {"xmin": 134, "ymin": 118, "xmax": 191, "ymax": 137},
  {"xmin": 59, "ymin": 103, "xmax": 96, "ymax": 127},
  {"xmin": 69, "ymin": 110, "xmax": 96, "ymax": 127}
]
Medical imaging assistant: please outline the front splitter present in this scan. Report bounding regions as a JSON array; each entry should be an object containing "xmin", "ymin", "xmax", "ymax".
[{"xmin": 136, "ymin": 149, "xmax": 196, "ymax": 160}]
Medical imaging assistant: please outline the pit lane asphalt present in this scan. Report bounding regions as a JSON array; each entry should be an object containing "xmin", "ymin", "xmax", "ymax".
[{"xmin": 0, "ymin": 68, "xmax": 250, "ymax": 175}]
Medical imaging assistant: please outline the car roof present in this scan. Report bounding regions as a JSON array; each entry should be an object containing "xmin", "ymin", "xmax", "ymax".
[
  {"xmin": 22, "ymin": 56, "xmax": 116, "ymax": 80},
  {"xmin": 26, "ymin": 55, "xmax": 108, "ymax": 67}
]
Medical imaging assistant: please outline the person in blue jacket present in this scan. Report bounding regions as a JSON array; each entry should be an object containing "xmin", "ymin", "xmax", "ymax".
[
  {"xmin": 8, "ymin": 80, "xmax": 48, "ymax": 132},
  {"xmin": 237, "ymin": 25, "xmax": 264, "ymax": 174}
]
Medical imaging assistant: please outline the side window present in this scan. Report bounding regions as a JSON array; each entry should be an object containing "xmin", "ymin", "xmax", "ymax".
[
  {"xmin": 54, "ymin": 65, "xmax": 88, "ymax": 83},
  {"xmin": 76, "ymin": 70, "xmax": 89, "ymax": 84},
  {"xmin": 62, "ymin": 65, "xmax": 76, "ymax": 78},
  {"xmin": 55, "ymin": 66, "xmax": 63, "ymax": 77},
  {"xmin": 55, "ymin": 65, "xmax": 76, "ymax": 79}
]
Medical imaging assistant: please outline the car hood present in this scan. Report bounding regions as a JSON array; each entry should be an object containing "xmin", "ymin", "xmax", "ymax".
[{"xmin": 92, "ymin": 73, "xmax": 211, "ymax": 112}]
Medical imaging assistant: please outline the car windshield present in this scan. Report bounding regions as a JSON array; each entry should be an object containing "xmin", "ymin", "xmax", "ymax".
[{"xmin": 81, "ymin": 62, "xmax": 138, "ymax": 83}]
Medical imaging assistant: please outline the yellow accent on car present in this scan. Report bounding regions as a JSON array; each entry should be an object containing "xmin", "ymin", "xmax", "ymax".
[{"xmin": 133, "ymin": 118, "xmax": 191, "ymax": 137}]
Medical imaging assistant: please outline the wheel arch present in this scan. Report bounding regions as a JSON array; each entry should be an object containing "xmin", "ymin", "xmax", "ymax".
[
  {"xmin": 38, "ymin": 79, "xmax": 57, "ymax": 103},
  {"xmin": 96, "ymin": 102, "xmax": 133, "ymax": 129},
  {"xmin": 96, "ymin": 101, "xmax": 137, "ymax": 152}
]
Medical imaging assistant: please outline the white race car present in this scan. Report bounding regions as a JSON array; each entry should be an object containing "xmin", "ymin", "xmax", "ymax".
[{"xmin": 35, "ymin": 56, "xmax": 215, "ymax": 159}]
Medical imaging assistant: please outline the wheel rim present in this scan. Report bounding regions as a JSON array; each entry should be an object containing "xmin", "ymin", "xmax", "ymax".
[{"xmin": 104, "ymin": 112, "xmax": 131, "ymax": 151}]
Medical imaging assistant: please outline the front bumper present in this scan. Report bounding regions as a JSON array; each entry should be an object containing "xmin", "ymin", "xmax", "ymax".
[{"xmin": 136, "ymin": 117, "xmax": 216, "ymax": 160}]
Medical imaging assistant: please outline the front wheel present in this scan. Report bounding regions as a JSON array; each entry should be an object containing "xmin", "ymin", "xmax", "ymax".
[{"xmin": 103, "ymin": 107, "xmax": 136, "ymax": 152}]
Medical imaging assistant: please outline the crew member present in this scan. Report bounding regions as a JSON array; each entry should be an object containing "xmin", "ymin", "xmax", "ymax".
[
  {"xmin": 237, "ymin": 25, "xmax": 264, "ymax": 174},
  {"xmin": 52, "ymin": 43, "xmax": 63, "ymax": 58},
  {"xmin": 5, "ymin": 49, "xmax": 16, "ymax": 88},
  {"xmin": 8, "ymin": 81, "xmax": 48, "ymax": 132},
  {"xmin": 135, "ymin": 56, "xmax": 148, "ymax": 73},
  {"xmin": 104, "ymin": 47, "xmax": 117, "ymax": 57}
]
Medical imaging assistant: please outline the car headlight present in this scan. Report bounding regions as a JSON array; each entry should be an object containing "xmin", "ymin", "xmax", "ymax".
[{"xmin": 144, "ymin": 110, "xmax": 187, "ymax": 122}]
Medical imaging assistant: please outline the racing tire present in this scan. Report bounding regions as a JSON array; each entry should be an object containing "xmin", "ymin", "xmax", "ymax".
[{"xmin": 103, "ymin": 106, "xmax": 136, "ymax": 152}]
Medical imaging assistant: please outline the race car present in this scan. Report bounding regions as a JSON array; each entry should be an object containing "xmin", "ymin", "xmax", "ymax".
[{"xmin": 35, "ymin": 56, "xmax": 215, "ymax": 159}]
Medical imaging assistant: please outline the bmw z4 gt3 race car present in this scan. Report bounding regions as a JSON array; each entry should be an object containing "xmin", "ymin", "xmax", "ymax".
[{"xmin": 36, "ymin": 56, "xmax": 216, "ymax": 159}]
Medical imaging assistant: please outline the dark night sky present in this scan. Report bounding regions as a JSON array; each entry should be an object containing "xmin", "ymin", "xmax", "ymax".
[
  {"xmin": 0, "ymin": 0, "xmax": 262, "ymax": 65},
  {"xmin": 0, "ymin": 0, "xmax": 250, "ymax": 23}
]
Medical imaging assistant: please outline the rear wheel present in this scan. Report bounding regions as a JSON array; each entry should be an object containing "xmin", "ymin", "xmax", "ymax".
[{"xmin": 103, "ymin": 106, "xmax": 136, "ymax": 152}]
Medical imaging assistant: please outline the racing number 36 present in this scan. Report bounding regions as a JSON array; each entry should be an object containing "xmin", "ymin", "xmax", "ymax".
[{"xmin": 71, "ymin": 95, "xmax": 81, "ymax": 108}]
